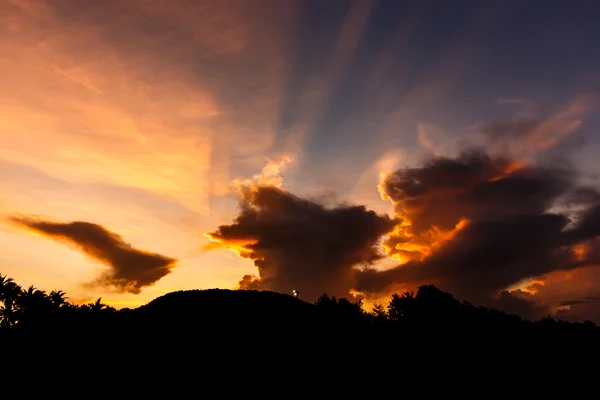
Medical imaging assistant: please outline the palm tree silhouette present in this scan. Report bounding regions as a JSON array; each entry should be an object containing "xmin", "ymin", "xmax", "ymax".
[
  {"xmin": 90, "ymin": 298, "xmax": 106, "ymax": 313},
  {"xmin": 49, "ymin": 290, "xmax": 67, "ymax": 311},
  {"xmin": 0, "ymin": 274, "xmax": 20, "ymax": 302},
  {"xmin": 0, "ymin": 274, "xmax": 22, "ymax": 328},
  {"xmin": 17, "ymin": 285, "xmax": 53, "ymax": 327},
  {"xmin": 0, "ymin": 274, "xmax": 13, "ymax": 295}
]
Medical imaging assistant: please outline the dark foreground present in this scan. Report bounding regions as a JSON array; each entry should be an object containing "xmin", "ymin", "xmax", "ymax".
[{"xmin": 3, "ymin": 273, "xmax": 600, "ymax": 359}]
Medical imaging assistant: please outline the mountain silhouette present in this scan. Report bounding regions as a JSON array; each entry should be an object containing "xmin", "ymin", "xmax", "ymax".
[{"xmin": 142, "ymin": 288, "xmax": 311, "ymax": 313}]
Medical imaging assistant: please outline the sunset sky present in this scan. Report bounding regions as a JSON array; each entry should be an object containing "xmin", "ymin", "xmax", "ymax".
[{"xmin": 2, "ymin": 0, "xmax": 600, "ymax": 321}]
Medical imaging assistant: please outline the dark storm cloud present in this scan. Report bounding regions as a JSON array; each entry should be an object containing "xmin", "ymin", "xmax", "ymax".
[
  {"xmin": 360, "ymin": 214, "xmax": 576, "ymax": 301},
  {"xmin": 206, "ymin": 185, "xmax": 396, "ymax": 301},
  {"xmin": 381, "ymin": 148, "xmax": 572, "ymax": 233},
  {"xmin": 10, "ymin": 216, "xmax": 176, "ymax": 294},
  {"xmin": 355, "ymin": 148, "xmax": 600, "ymax": 306}
]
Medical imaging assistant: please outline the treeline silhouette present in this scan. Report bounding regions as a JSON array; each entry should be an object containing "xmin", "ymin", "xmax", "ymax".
[{"xmin": 2, "ymin": 273, "xmax": 599, "ymax": 352}]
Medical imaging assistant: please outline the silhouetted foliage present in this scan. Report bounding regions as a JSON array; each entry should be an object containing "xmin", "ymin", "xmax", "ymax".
[{"xmin": 2, "ymin": 272, "xmax": 599, "ymax": 355}]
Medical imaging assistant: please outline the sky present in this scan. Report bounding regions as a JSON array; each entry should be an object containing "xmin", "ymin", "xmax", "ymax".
[{"xmin": 2, "ymin": 0, "xmax": 600, "ymax": 321}]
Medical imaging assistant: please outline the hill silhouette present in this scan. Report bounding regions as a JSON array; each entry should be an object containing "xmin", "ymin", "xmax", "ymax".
[
  {"xmin": 142, "ymin": 288, "xmax": 311, "ymax": 312},
  {"xmin": 136, "ymin": 288, "xmax": 318, "ymax": 336}
]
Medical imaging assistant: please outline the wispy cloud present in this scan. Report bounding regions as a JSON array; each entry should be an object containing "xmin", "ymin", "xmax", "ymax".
[
  {"xmin": 479, "ymin": 94, "xmax": 599, "ymax": 156},
  {"xmin": 0, "ymin": 0, "xmax": 297, "ymax": 215}
]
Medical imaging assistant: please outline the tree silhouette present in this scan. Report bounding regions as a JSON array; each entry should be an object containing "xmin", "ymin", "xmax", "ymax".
[
  {"xmin": 0, "ymin": 274, "xmax": 21, "ymax": 329},
  {"xmin": 388, "ymin": 292, "xmax": 415, "ymax": 322},
  {"xmin": 370, "ymin": 303, "xmax": 388, "ymax": 324},
  {"xmin": 49, "ymin": 290, "xmax": 67, "ymax": 311},
  {"xmin": 16, "ymin": 285, "xmax": 53, "ymax": 329}
]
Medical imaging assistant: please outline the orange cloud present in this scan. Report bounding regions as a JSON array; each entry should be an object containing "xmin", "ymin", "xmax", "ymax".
[
  {"xmin": 355, "ymin": 147, "xmax": 600, "ymax": 318},
  {"xmin": 0, "ymin": 0, "xmax": 299, "ymax": 216},
  {"xmin": 230, "ymin": 156, "xmax": 294, "ymax": 192},
  {"xmin": 382, "ymin": 217, "xmax": 469, "ymax": 264},
  {"xmin": 506, "ymin": 260, "xmax": 600, "ymax": 322},
  {"xmin": 378, "ymin": 150, "xmax": 530, "ymax": 265}
]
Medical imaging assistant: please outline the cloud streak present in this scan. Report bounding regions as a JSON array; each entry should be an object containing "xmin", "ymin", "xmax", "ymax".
[
  {"xmin": 10, "ymin": 215, "xmax": 177, "ymax": 294},
  {"xmin": 479, "ymin": 94, "xmax": 598, "ymax": 156}
]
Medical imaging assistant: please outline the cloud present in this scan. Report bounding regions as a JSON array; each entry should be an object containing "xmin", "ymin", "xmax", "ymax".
[
  {"xmin": 557, "ymin": 299, "xmax": 589, "ymax": 307},
  {"xmin": 230, "ymin": 155, "xmax": 293, "ymax": 190},
  {"xmin": 0, "ymin": 159, "xmax": 204, "ymax": 231},
  {"xmin": 237, "ymin": 274, "xmax": 262, "ymax": 290},
  {"xmin": 508, "ymin": 264, "xmax": 600, "ymax": 322},
  {"xmin": 205, "ymin": 148, "xmax": 600, "ymax": 323},
  {"xmin": 205, "ymin": 182, "xmax": 396, "ymax": 301},
  {"xmin": 10, "ymin": 215, "xmax": 177, "ymax": 294},
  {"xmin": 355, "ymin": 147, "xmax": 600, "ymax": 311},
  {"xmin": 0, "ymin": 0, "xmax": 297, "ymax": 214},
  {"xmin": 479, "ymin": 95, "xmax": 598, "ymax": 155},
  {"xmin": 417, "ymin": 123, "xmax": 440, "ymax": 151},
  {"xmin": 0, "ymin": 0, "xmax": 299, "ymax": 302},
  {"xmin": 492, "ymin": 290, "xmax": 543, "ymax": 321}
]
